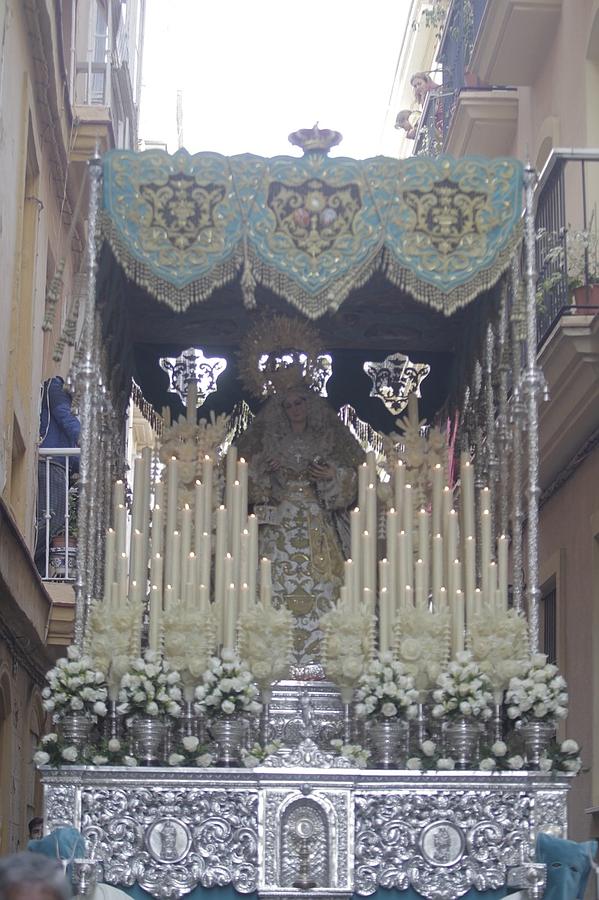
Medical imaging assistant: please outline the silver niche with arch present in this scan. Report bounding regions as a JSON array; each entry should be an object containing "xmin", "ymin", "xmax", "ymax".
[{"xmin": 260, "ymin": 785, "xmax": 353, "ymax": 900}]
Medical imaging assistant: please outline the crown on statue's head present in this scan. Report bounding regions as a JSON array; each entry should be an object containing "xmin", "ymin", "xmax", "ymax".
[
  {"xmin": 238, "ymin": 315, "xmax": 326, "ymax": 398},
  {"xmin": 288, "ymin": 124, "xmax": 343, "ymax": 155}
]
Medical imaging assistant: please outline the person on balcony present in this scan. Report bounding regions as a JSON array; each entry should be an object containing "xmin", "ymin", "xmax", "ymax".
[
  {"xmin": 395, "ymin": 109, "xmax": 420, "ymax": 139},
  {"xmin": 34, "ymin": 377, "xmax": 80, "ymax": 575}
]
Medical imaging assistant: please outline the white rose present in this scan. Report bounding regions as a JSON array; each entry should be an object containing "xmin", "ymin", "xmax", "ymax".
[
  {"xmin": 491, "ymin": 741, "xmax": 507, "ymax": 757},
  {"xmin": 508, "ymin": 755, "xmax": 524, "ymax": 770},
  {"xmin": 107, "ymin": 738, "xmax": 121, "ymax": 752},
  {"xmin": 431, "ymin": 704, "xmax": 446, "ymax": 719},
  {"xmin": 66, "ymin": 645, "xmax": 80, "ymax": 660},
  {"xmin": 42, "ymin": 733, "xmax": 58, "ymax": 744},
  {"xmin": 479, "ymin": 758, "xmax": 496, "ymax": 771},
  {"xmin": 560, "ymin": 739, "xmax": 579, "ymax": 754},
  {"xmin": 459, "ymin": 701, "xmax": 472, "ymax": 716},
  {"xmin": 42, "ymin": 699, "xmax": 56, "ymax": 712},
  {"xmin": 168, "ymin": 753, "xmax": 185, "ymax": 766},
  {"xmin": 242, "ymin": 754, "xmax": 260, "ymax": 768},
  {"xmin": 69, "ymin": 697, "xmax": 84, "ymax": 711},
  {"xmin": 123, "ymin": 755, "xmax": 138, "ymax": 766},
  {"xmin": 93, "ymin": 701, "xmax": 107, "ymax": 717},
  {"xmin": 182, "ymin": 736, "xmax": 199, "ymax": 752},
  {"xmin": 437, "ymin": 758, "xmax": 455, "ymax": 770},
  {"xmin": 539, "ymin": 757, "xmax": 553, "ymax": 772},
  {"xmin": 381, "ymin": 702, "xmax": 397, "ymax": 717},
  {"xmin": 221, "ymin": 699, "xmax": 236, "ymax": 714},
  {"xmin": 406, "ymin": 757, "xmax": 422, "ymax": 770},
  {"xmin": 195, "ymin": 753, "xmax": 213, "ymax": 767},
  {"xmin": 61, "ymin": 746, "xmax": 78, "ymax": 762},
  {"xmin": 421, "ymin": 740, "xmax": 436, "ymax": 757},
  {"xmin": 33, "ymin": 751, "xmax": 50, "ymax": 766},
  {"xmin": 145, "ymin": 701, "xmax": 159, "ymax": 716},
  {"xmin": 563, "ymin": 758, "xmax": 582, "ymax": 773},
  {"xmin": 92, "ymin": 755, "xmax": 108, "ymax": 766}
]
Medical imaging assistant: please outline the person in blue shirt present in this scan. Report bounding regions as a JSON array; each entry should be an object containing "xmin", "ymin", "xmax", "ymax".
[{"xmin": 35, "ymin": 377, "xmax": 80, "ymax": 575}]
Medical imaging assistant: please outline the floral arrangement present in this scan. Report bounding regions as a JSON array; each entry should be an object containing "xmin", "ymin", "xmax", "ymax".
[
  {"xmin": 329, "ymin": 739, "xmax": 371, "ymax": 768},
  {"xmin": 42, "ymin": 646, "xmax": 108, "ymax": 722},
  {"xmin": 381, "ymin": 400, "xmax": 448, "ymax": 511},
  {"xmin": 431, "ymin": 651, "xmax": 493, "ymax": 721},
  {"xmin": 33, "ymin": 734, "xmax": 138, "ymax": 768},
  {"xmin": 194, "ymin": 650, "xmax": 262, "ymax": 718},
  {"xmin": 394, "ymin": 606, "xmax": 451, "ymax": 691},
  {"xmin": 468, "ymin": 608, "xmax": 529, "ymax": 693},
  {"xmin": 540, "ymin": 739, "xmax": 583, "ymax": 775},
  {"xmin": 406, "ymin": 740, "xmax": 456, "ymax": 771},
  {"xmin": 157, "ymin": 410, "xmax": 228, "ymax": 505},
  {"xmin": 240, "ymin": 740, "xmax": 284, "ymax": 768},
  {"xmin": 505, "ymin": 653, "xmax": 568, "ymax": 723},
  {"xmin": 162, "ymin": 598, "xmax": 217, "ymax": 700},
  {"xmin": 237, "ymin": 602, "xmax": 294, "ymax": 695},
  {"xmin": 321, "ymin": 598, "xmax": 375, "ymax": 699},
  {"xmin": 117, "ymin": 650, "xmax": 183, "ymax": 719},
  {"xmin": 168, "ymin": 735, "xmax": 215, "ymax": 768},
  {"xmin": 86, "ymin": 598, "xmax": 144, "ymax": 699},
  {"xmin": 354, "ymin": 652, "xmax": 419, "ymax": 721}
]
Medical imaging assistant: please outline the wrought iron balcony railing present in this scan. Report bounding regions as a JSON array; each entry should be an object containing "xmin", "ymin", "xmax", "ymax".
[
  {"xmin": 37, "ymin": 447, "xmax": 80, "ymax": 582},
  {"xmin": 535, "ymin": 150, "xmax": 599, "ymax": 345}
]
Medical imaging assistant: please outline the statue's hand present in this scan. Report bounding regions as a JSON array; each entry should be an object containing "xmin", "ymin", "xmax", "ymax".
[
  {"xmin": 309, "ymin": 461, "xmax": 335, "ymax": 481},
  {"xmin": 265, "ymin": 456, "xmax": 281, "ymax": 472}
]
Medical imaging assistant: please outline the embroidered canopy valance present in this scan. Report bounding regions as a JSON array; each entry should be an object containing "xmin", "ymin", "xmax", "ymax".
[{"xmin": 101, "ymin": 148, "xmax": 523, "ymax": 318}]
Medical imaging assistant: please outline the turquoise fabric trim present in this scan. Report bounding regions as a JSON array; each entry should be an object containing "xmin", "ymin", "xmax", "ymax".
[{"xmin": 101, "ymin": 149, "xmax": 523, "ymax": 315}]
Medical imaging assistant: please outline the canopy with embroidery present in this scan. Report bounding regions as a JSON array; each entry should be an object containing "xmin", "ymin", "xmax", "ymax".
[{"xmin": 101, "ymin": 148, "xmax": 523, "ymax": 319}]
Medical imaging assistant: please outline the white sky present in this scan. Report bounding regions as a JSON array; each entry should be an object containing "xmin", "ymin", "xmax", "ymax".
[{"xmin": 139, "ymin": 0, "xmax": 411, "ymax": 160}]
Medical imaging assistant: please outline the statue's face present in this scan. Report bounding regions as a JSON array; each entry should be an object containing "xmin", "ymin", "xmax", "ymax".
[{"xmin": 283, "ymin": 392, "xmax": 308, "ymax": 430}]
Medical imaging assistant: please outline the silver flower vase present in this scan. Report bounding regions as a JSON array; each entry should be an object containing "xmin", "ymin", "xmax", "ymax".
[
  {"xmin": 519, "ymin": 720, "xmax": 556, "ymax": 768},
  {"xmin": 445, "ymin": 717, "xmax": 480, "ymax": 768},
  {"xmin": 130, "ymin": 716, "xmax": 168, "ymax": 765},
  {"xmin": 369, "ymin": 719, "xmax": 407, "ymax": 769},
  {"xmin": 210, "ymin": 717, "xmax": 247, "ymax": 766},
  {"xmin": 60, "ymin": 713, "xmax": 93, "ymax": 751}
]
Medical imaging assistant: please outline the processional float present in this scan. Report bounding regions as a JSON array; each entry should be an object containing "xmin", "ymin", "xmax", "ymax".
[{"xmin": 39, "ymin": 128, "xmax": 575, "ymax": 899}]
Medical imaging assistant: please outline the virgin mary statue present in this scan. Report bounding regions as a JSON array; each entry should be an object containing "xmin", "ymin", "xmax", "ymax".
[{"xmin": 237, "ymin": 318, "xmax": 364, "ymax": 670}]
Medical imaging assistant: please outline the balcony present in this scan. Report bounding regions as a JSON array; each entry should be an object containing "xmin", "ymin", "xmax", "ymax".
[
  {"xmin": 535, "ymin": 151, "xmax": 599, "ymax": 346},
  {"xmin": 37, "ymin": 448, "xmax": 80, "ymax": 582},
  {"xmin": 413, "ymin": 0, "xmax": 518, "ymax": 157},
  {"xmin": 469, "ymin": 0, "xmax": 563, "ymax": 87}
]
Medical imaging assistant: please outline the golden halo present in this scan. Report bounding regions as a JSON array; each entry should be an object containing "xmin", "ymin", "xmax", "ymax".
[{"xmin": 238, "ymin": 315, "xmax": 326, "ymax": 398}]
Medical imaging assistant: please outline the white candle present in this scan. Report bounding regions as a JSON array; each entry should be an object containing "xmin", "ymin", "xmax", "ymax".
[
  {"xmin": 214, "ymin": 506, "xmax": 227, "ymax": 605},
  {"xmin": 403, "ymin": 485, "xmax": 413, "ymax": 587},
  {"xmin": 115, "ymin": 503, "xmax": 127, "ymax": 561},
  {"xmin": 446, "ymin": 509, "xmax": 457, "ymax": 590},
  {"xmin": 140, "ymin": 447, "xmax": 152, "ymax": 547},
  {"xmin": 237, "ymin": 457, "xmax": 248, "ymax": 520},
  {"xmin": 202, "ymin": 455, "xmax": 214, "ymax": 533},
  {"xmin": 432, "ymin": 463, "xmax": 443, "ymax": 536},
  {"xmin": 164, "ymin": 583, "xmax": 174, "ymax": 610},
  {"xmin": 199, "ymin": 531, "xmax": 212, "ymax": 595},
  {"xmin": 133, "ymin": 529, "xmax": 147, "ymax": 605},
  {"xmin": 405, "ymin": 584, "xmax": 413, "ymax": 608},
  {"xmin": 379, "ymin": 587, "xmax": 390, "ymax": 652},
  {"xmin": 418, "ymin": 508, "xmax": 429, "ymax": 604},
  {"xmin": 224, "ymin": 581, "xmax": 236, "ymax": 650},
  {"xmin": 366, "ymin": 483, "xmax": 377, "ymax": 590},
  {"xmin": 350, "ymin": 508, "xmax": 362, "ymax": 597},
  {"xmin": 240, "ymin": 528, "xmax": 250, "ymax": 588},
  {"xmin": 194, "ymin": 481, "xmax": 205, "ymax": 556},
  {"xmin": 247, "ymin": 514, "xmax": 258, "ymax": 604},
  {"xmin": 386, "ymin": 508, "xmax": 398, "ymax": 605},
  {"xmin": 148, "ymin": 583, "xmax": 162, "ymax": 651},
  {"xmin": 199, "ymin": 583, "xmax": 210, "ymax": 613},
  {"xmin": 344, "ymin": 559, "xmax": 356, "ymax": 610},
  {"xmin": 112, "ymin": 481, "xmax": 125, "ymax": 553},
  {"xmin": 397, "ymin": 530, "xmax": 407, "ymax": 609},
  {"xmin": 260, "ymin": 557, "xmax": 272, "ymax": 606},
  {"xmin": 453, "ymin": 589, "xmax": 465, "ymax": 655},
  {"xmin": 152, "ymin": 482, "xmax": 164, "ymax": 557},
  {"xmin": 394, "ymin": 460, "xmax": 405, "ymax": 514},
  {"xmin": 165, "ymin": 457, "xmax": 179, "ymax": 589},
  {"xmin": 225, "ymin": 445, "xmax": 238, "ymax": 528},
  {"xmin": 117, "ymin": 552, "xmax": 128, "ymax": 605},
  {"xmin": 480, "ymin": 486, "xmax": 491, "ymax": 514},
  {"xmin": 415, "ymin": 558, "xmax": 426, "ymax": 608},
  {"xmin": 497, "ymin": 534, "xmax": 509, "ymax": 611},
  {"xmin": 442, "ymin": 485, "xmax": 452, "ymax": 540},
  {"xmin": 103, "ymin": 529, "xmax": 116, "ymax": 601},
  {"xmin": 180, "ymin": 504, "xmax": 192, "ymax": 573},
  {"xmin": 438, "ymin": 586, "xmax": 447, "ymax": 608},
  {"xmin": 239, "ymin": 581, "xmax": 250, "ymax": 614},
  {"xmin": 460, "ymin": 454, "xmax": 475, "ymax": 539},
  {"xmin": 481, "ymin": 509, "xmax": 491, "ymax": 603},
  {"xmin": 464, "ymin": 535, "xmax": 476, "ymax": 625},
  {"xmin": 366, "ymin": 450, "xmax": 377, "ymax": 483},
  {"xmin": 432, "ymin": 533, "xmax": 443, "ymax": 609},
  {"xmin": 488, "ymin": 560, "xmax": 498, "ymax": 608},
  {"xmin": 231, "ymin": 480, "xmax": 242, "ymax": 571},
  {"xmin": 171, "ymin": 530, "xmax": 181, "ymax": 601},
  {"xmin": 362, "ymin": 530, "xmax": 374, "ymax": 594}
]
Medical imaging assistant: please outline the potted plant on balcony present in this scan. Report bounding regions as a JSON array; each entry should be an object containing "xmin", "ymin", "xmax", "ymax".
[{"xmin": 537, "ymin": 224, "xmax": 599, "ymax": 311}]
